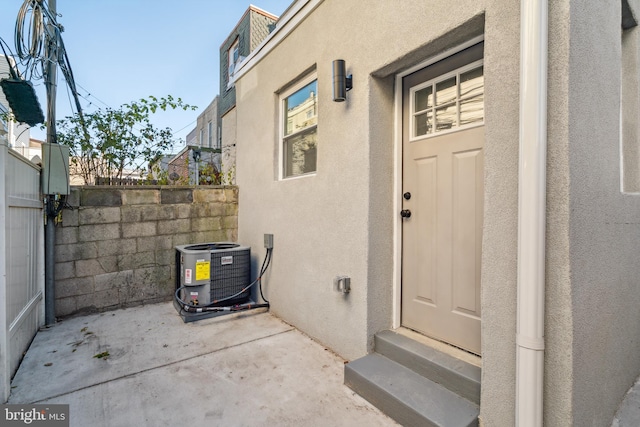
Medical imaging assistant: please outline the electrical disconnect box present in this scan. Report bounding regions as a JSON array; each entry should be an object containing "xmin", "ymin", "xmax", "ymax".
[
  {"xmin": 41, "ymin": 142, "xmax": 70, "ymax": 195},
  {"xmin": 264, "ymin": 234, "xmax": 273, "ymax": 249}
]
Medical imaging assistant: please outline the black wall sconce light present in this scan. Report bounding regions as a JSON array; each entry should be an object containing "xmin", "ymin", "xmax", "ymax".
[
  {"xmin": 191, "ymin": 147, "xmax": 201, "ymax": 162},
  {"xmin": 332, "ymin": 59, "xmax": 353, "ymax": 102}
]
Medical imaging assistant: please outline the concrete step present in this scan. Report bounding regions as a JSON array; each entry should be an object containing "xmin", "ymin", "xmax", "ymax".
[
  {"xmin": 345, "ymin": 353, "xmax": 479, "ymax": 427},
  {"xmin": 375, "ymin": 330, "xmax": 481, "ymax": 405}
]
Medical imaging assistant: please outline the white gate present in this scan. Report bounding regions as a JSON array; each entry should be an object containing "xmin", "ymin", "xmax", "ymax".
[{"xmin": 0, "ymin": 137, "xmax": 44, "ymax": 403}]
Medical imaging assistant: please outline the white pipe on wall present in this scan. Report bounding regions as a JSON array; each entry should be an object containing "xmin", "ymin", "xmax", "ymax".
[
  {"xmin": 0, "ymin": 133, "xmax": 8, "ymax": 403},
  {"xmin": 516, "ymin": 0, "xmax": 548, "ymax": 426}
]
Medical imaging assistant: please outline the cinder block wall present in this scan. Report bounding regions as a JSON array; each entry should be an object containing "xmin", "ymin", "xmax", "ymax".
[{"xmin": 54, "ymin": 186, "xmax": 238, "ymax": 317}]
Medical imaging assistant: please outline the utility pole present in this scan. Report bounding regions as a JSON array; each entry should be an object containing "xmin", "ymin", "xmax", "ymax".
[
  {"xmin": 45, "ymin": 0, "xmax": 57, "ymax": 145},
  {"xmin": 44, "ymin": 0, "xmax": 58, "ymax": 325}
]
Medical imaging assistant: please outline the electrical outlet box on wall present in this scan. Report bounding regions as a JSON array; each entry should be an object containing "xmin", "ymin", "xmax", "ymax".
[
  {"xmin": 264, "ymin": 234, "xmax": 274, "ymax": 249},
  {"xmin": 41, "ymin": 142, "xmax": 70, "ymax": 195}
]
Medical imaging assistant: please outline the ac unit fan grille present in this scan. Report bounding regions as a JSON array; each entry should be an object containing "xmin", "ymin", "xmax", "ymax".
[{"xmin": 209, "ymin": 248, "xmax": 251, "ymax": 306}]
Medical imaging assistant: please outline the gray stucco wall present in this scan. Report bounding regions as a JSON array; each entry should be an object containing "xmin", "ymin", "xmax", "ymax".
[
  {"xmin": 544, "ymin": 1, "xmax": 574, "ymax": 424},
  {"xmin": 235, "ymin": 0, "xmax": 640, "ymax": 425},
  {"xmin": 479, "ymin": 2, "xmax": 521, "ymax": 425},
  {"xmin": 562, "ymin": 1, "xmax": 640, "ymax": 425},
  {"xmin": 235, "ymin": 0, "xmax": 489, "ymax": 366}
]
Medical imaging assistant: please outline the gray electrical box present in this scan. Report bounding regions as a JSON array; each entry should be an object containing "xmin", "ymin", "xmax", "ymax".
[{"xmin": 41, "ymin": 142, "xmax": 70, "ymax": 195}]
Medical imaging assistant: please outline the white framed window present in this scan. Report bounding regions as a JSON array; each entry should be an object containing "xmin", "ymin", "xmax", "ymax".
[
  {"xmin": 280, "ymin": 73, "xmax": 318, "ymax": 179},
  {"xmin": 199, "ymin": 129, "xmax": 204, "ymax": 147},
  {"xmin": 227, "ymin": 39, "xmax": 240, "ymax": 86},
  {"xmin": 410, "ymin": 60, "xmax": 484, "ymax": 140},
  {"xmin": 207, "ymin": 121, "xmax": 213, "ymax": 148}
]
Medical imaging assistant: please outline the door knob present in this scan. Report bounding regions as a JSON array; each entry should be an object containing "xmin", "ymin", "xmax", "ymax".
[{"xmin": 400, "ymin": 209, "xmax": 412, "ymax": 218}]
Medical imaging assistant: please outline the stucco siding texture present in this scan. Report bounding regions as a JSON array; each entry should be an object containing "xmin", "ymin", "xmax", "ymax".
[
  {"xmin": 479, "ymin": 2, "xmax": 521, "ymax": 426},
  {"xmin": 235, "ymin": 0, "xmax": 640, "ymax": 425},
  {"xmin": 565, "ymin": 1, "xmax": 640, "ymax": 426},
  {"xmin": 544, "ymin": 1, "xmax": 574, "ymax": 425},
  {"xmin": 366, "ymin": 75, "xmax": 395, "ymax": 354},
  {"xmin": 236, "ymin": 0, "xmax": 487, "ymax": 361}
]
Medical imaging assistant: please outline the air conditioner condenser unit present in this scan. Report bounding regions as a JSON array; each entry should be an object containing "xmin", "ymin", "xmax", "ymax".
[{"xmin": 174, "ymin": 242, "xmax": 255, "ymax": 322}]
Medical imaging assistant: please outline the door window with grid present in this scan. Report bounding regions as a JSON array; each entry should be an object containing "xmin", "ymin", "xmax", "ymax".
[{"xmin": 410, "ymin": 62, "xmax": 484, "ymax": 139}]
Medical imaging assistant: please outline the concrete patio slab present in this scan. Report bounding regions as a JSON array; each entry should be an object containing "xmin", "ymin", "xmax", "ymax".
[
  {"xmin": 613, "ymin": 376, "xmax": 640, "ymax": 427},
  {"xmin": 8, "ymin": 302, "xmax": 397, "ymax": 427}
]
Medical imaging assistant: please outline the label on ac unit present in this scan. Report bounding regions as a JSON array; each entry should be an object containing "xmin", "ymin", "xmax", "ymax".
[
  {"xmin": 195, "ymin": 261, "xmax": 211, "ymax": 281},
  {"xmin": 221, "ymin": 256, "xmax": 233, "ymax": 265},
  {"xmin": 185, "ymin": 269, "xmax": 192, "ymax": 284}
]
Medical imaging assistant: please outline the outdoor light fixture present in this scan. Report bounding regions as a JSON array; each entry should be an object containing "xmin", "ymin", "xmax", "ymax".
[
  {"xmin": 192, "ymin": 148, "xmax": 201, "ymax": 162},
  {"xmin": 332, "ymin": 59, "xmax": 352, "ymax": 102}
]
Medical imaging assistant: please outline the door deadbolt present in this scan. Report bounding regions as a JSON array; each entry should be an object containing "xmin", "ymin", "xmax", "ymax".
[{"xmin": 403, "ymin": 192, "xmax": 411, "ymax": 200}]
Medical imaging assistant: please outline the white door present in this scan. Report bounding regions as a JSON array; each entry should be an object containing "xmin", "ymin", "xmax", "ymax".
[{"xmin": 401, "ymin": 43, "xmax": 484, "ymax": 354}]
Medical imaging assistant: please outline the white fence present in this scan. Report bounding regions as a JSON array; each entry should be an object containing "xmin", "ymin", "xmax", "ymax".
[{"xmin": 0, "ymin": 138, "xmax": 44, "ymax": 403}]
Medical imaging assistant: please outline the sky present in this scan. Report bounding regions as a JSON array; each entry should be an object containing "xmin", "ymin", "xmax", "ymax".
[{"xmin": 0, "ymin": 0, "xmax": 293, "ymax": 150}]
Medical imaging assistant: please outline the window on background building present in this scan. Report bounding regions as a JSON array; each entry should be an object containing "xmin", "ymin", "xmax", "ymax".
[
  {"xmin": 227, "ymin": 38, "xmax": 240, "ymax": 87},
  {"xmin": 208, "ymin": 121, "xmax": 213, "ymax": 148},
  {"xmin": 280, "ymin": 74, "xmax": 317, "ymax": 179},
  {"xmin": 199, "ymin": 129, "xmax": 204, "ymax": 147}
]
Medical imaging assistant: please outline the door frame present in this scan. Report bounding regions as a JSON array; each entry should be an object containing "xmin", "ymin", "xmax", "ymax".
[{"xmin": 391, "ymin": 35, "xmax": 485, "ymax": 329}]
